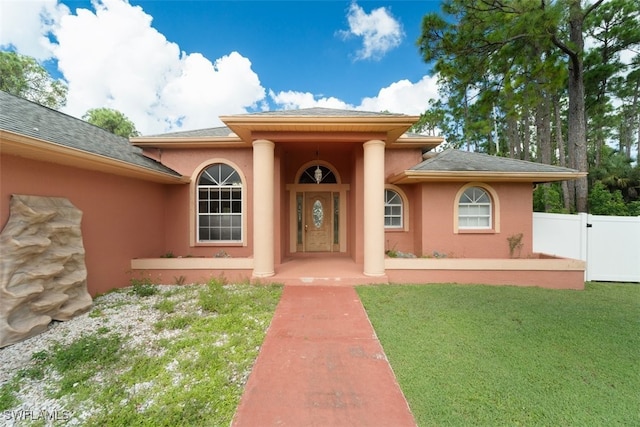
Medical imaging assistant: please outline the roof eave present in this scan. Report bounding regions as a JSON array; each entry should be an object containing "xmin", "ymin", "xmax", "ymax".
[
  {"xmin": 131, "ymin": 136, "xmax": 248, "ymax": 148},
  {"xmin": 219, "ymin": 115, "xmax": 421, "ymax": 144},
  {"xmin": 1, "ymin": 130, "xmax": 190, "ymax": 185},
  {"xmin": 389, "ymin": 170, "xmax": 588, "ymax": 184}
]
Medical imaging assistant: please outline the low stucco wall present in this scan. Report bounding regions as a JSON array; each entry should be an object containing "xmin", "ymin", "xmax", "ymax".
[
  {"xmin": 385, "ymin": 254, "xmax": 586, "ymax": 290},
  {"xmin": 130, "ymin": 257, "xmax": 254, "ymax": 285}
]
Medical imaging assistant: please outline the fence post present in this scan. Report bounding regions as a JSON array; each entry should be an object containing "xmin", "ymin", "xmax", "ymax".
[{"xmin": 579, "ymin": 213, "xmax": 589, "ymax": 281}]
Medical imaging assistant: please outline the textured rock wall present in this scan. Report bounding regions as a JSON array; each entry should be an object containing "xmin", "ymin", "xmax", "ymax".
[{"xmin": 1, "ymin": 195, "xmax": 92, "ymax": 348}]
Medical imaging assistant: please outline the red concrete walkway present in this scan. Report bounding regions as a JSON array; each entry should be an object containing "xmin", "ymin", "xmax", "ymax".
[{"xmin": 232, "ymin": 285, "xmax": 416, "ymax": 427}]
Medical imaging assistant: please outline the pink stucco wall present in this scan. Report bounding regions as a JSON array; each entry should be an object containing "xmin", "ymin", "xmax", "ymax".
[
  {"xmin": 383, "ymin": 181, "xmax": 535, "ymax": 259},
  {"xmin": 1, "ymin": 154, "xmax": 169, "ymax": 295},
  {"xmin": 156, "ymin": 148, "xmax": 255, "ymax": 258},
  {"xmin": 420, "ymin": 182, "xmax": 534, "ymax": 258}
]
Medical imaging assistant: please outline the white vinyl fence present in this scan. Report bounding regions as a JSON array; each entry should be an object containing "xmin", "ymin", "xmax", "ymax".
[{"xmin": 533, "ymin": 212, "xmax": 640, "ymax": 282}]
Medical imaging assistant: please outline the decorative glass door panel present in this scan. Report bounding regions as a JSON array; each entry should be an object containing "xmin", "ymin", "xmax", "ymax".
[{"xmin": 304, "ymin": 192, "xmax": 332, "ymax": 252}]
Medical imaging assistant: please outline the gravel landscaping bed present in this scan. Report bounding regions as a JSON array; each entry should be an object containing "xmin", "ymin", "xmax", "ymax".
[{"xmin": 0, "ymin": 282, "xmax": 282, "ymax": 426}]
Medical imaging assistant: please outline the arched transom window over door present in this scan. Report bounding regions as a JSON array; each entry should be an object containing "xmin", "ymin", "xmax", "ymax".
[
  {"xmin": 458, "ymin": 186, "xmax": 492, "ymax": 229},
  {"xmin": 298, "ymin": 165, "xmax": 337, "ymax": 184},
  {"xmin": 197, "ymin": 163, "xmax": 243, "ymax": 242}
]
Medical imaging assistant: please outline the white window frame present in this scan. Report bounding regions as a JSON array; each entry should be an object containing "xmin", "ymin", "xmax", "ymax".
[
  {"xmin": 384, "ymin": 188, "xmax": 404, "ymax": 229},
  {"xmin": 197, "ymin": 163, "xmax": 243, "ymax": 243},
  {"xmin": 458, "ymin": 186, "xmax": 492, "ymax": 229}
]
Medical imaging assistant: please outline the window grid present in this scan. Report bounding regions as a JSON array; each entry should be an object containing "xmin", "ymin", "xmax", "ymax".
[
  {"xmin": 458, "ymin": 187, "xmax": 491, "ymax": 229},
  {"xmin": 197, "ymin": 164, "xmax": 243, "ymax": 242},
  {"xmin": 384, "ymin": 189, "xmax": 403, "ymax": 228}
]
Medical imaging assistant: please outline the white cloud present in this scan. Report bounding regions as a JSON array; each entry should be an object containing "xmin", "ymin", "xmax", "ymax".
[
  {"xmin": 359, "ymin": 75, "xmax": 441, "ymax": 115},
  {"xmin": 0, "ymin": 0, "xmax": 69, "ymax": 60},
  {"xmin": 3, "ymin": 0, "xmax": 265, "ymax": 134},
  {"xmin": 269, "ymin": 90, "xmax": 353, "ymax": 110},
  {"xmin": 270, "ymin": 75, "xmax": 440, "ymax": 116},
  {"xmin": 340, "ymin": 1, "xmax": 404, "ymax": 61},
  {"xmin": 52, "ymin": 0, "xmax": 265, "ymax": 134}
]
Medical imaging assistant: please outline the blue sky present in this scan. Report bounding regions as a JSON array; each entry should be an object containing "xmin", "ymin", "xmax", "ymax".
[{"xmin": 1, "ymin": 0, "xmax": 442, "ymax": 134}]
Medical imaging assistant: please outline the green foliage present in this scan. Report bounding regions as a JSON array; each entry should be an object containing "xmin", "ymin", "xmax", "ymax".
[
  {"xmin": 154, "ymin": 298, "xmax": 176, "ymax": 314},
  {"xmin": 417, "ymin": 0, "xmax": 640, "ymax": 212},
  {"xmin": 628, "ymin": 201, "xmax": 640, "ymax": 216},
  {"xmin": 0, "ymin": 381, "xmax": 20, "ymax": 411},
  {"xmin": 199, "ymin": 278, "xmax": 235, "ymax": 313},
  {"xmin": 358, "ymin": 282, "xmax": 640, "ymax": 426},
  {"xmin": 533, "ymin": 184, "xmax": 566, "ymax": 213},
  {"xmin": 0, "ymin": 51, "xmax": 67, "ymax": 109},
  {"xmin": 83, "ymin": 107, "xmax": 140, "ymax": 137},
  {"xmin": 589, "ymin": 181, "xmax": 630, "ymax": 215},
  {"xmin": 129, "ymin": 277, "xmax": 159, "ymax": 297}
]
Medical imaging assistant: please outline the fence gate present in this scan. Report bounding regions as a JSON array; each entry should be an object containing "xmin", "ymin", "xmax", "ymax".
[{"xmin": 533, "ymin": 213, "xmax": 640, "ymax": 283}]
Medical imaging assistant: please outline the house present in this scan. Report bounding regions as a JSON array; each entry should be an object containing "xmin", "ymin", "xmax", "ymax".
[{"xmin": 0, "ymin": 91, "xmax": 587, "ymax": 293}]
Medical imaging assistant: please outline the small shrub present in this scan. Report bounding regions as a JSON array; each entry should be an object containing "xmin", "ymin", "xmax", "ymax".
[
  {"xmin": 129, "ymin": 277, "xmax": 158, "ymax": 297},
  {"xmin": 507, "ymin": 233, "xmax": 524, "ymax": 258},
  {"xmin": 214, "ymin": 250, "xmax": 230, "ymax": 258},
  {"xmin": 174, "ymin": 275, "xmax": 187, "ymax": 286},
  {"xmin": 160, "ymin": 251, "xmax": 176, "ymax": 258}
]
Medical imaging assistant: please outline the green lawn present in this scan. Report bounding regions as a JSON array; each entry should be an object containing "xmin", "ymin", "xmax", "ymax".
[{"xmin": 357, "ymin": 282, "xmax": 640, "ymax": 426}]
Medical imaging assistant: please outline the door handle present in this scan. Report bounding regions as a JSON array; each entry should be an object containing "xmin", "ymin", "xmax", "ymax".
[{"xmin": 305, "ymin": 224, "xmax": 308, "ymax": 232}]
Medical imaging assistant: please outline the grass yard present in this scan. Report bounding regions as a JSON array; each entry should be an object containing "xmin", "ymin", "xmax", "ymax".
[{"xmin": 357, "ymin": 282, "xmax": 640, "ymax": 426}]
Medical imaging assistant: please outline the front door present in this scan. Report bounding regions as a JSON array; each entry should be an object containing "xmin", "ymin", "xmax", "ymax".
[{"xmin": 304, "ymin": 192, "xmax": 332, "ymax": 252}]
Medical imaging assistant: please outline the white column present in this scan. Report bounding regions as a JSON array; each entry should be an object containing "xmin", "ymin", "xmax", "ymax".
[
  {"xmin": 363, "ymin": 139, "xmax": 386, "ymax": 276},
  {"xmin": 252, "ymin": 139, "xmax": 275, "ymax": 277}
]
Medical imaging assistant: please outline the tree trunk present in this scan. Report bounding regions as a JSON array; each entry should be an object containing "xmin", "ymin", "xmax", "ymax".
[
  {"xmin": 554, "ymin": 96, "xmax": 573, "ymax": 211},
  {"xmin": 536, "ymin": 90, "xmax": 552, "ymax": 165},
  {"xmin": 565, "ymin": 1, "xmax": 590, "ymax": 212},
  {"xmin": 507, "ymin": 113, "xmax": 518, "ymax": 159},
  {"xmin": 522, "ymin": 106, "xmax": 531, "ymax": 162}
]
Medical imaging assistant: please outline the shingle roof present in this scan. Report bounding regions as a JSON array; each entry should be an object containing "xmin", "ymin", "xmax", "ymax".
[
  {"xmin": 233, "ymin": 107, "xmax": 408, "ymax": 118},
  {"xmin": 0, "ymin": 91, "xmax": 181, "ymax": 177},
  {"xmin": 410, "ymin": 149, "xmax": 579, "ymax": 174},
  {"xmin": 145, "ymin": 126, "xmax": 233, "ymax": 138}
]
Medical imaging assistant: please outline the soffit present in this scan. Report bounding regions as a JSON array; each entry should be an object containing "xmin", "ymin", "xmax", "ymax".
[
  {"xmin": 1, "ymin": 131, "xmax": 190, "ymax": 184},
  {"xmin": 389, "ymin": 170, "xmax": 587, "ymax": 184}
]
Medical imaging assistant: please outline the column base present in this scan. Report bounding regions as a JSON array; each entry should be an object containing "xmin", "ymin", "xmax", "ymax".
[{"xmin": 252, "ymin": 271, "xmax": 275, "ymax": 278}]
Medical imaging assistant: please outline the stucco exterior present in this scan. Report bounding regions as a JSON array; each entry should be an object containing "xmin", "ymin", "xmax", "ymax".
[
  {"xmin": 1, "ymin": 154, "xmax": 167, "ymax": 295},
  {"xmin": 1, "ymin": 92, "xmax": 587, "ymax": 292}
]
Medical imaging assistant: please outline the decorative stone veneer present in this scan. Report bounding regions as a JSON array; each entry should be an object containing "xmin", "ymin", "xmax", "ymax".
[{"xmin": 0, "ymin": 195, "xmax": 92, "ymax": 348}]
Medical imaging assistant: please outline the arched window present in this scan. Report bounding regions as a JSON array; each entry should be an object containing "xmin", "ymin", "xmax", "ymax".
[
  {"xmin": 384, "ymin": 189, "xmax": 403, "ymax": 228},
  {"xmin": 197, "ymin": 163, "xmax": 243, "ymax": 242},
  {"xmin": 458, "ymin": 186, "xmax": 491, "ymax": 229}
]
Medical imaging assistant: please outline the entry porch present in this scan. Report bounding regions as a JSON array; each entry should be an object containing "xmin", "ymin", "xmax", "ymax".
[{"xmin": 130, "ymin": 253, "xmax": 585, "ymax": 289}]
